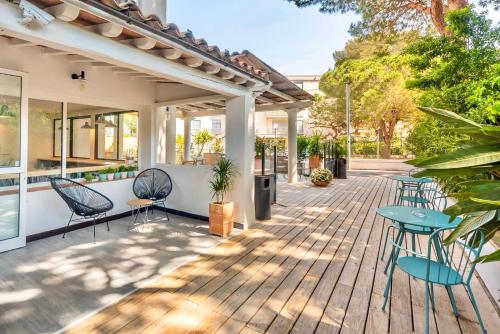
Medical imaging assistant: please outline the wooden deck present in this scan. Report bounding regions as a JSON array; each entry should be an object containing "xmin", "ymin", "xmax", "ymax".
[{"xmin": 66, "ymin": 174, "xmax": 500, "ymax": 333}]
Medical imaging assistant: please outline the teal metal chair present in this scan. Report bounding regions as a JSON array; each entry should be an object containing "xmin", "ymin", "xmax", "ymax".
[
  {"xmin": 381, "ymin": 188, "xmax": 448, "ymax": 270},
  {"xmin": 382, "ymin": 227, "xmax": 487, "ymax": 334}
]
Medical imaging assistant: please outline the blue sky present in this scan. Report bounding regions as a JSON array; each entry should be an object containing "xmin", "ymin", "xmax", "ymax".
[{"xmin": 168, "ymin": 0, "xmax": 359, "ymax": 76}]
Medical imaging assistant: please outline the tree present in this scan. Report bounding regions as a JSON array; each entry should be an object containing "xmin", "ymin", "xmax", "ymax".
[
  {"xmin": 405, "ymin": 7, "xmax": 500, "ymax": 124},
  {"xmin": 318, "ymin": 36, "xmax": 419, "ymax": 158},
  {"xmin": 287, "ymin": 0, "xmax": 499, "ymax": 35},
  {"xmin": 308, "ymin": 95, "xmax": 350, "ymax": 139}
]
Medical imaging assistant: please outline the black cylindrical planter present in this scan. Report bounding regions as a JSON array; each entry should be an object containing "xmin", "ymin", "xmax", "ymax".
[
  {"xmin": 255, "ymin": 175, "xmax": 272, "ymax": 220},
  {"xmin": 336, "ymin": 158, "xmax": 347, "ymax": 179}
]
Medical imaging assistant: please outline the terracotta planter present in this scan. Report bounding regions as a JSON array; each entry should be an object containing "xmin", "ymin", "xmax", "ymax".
[
  {"xmin": 204, "ymin": 153, "xmax": 223, "ymax": 166},
  {"xmin": 309, "ymin": 155, "xmax": 321, "ymax": 171},
  {"xmin": 209, "ymin": 202, "xmax": 234, "ymax": 237},
  {"xmin": 312, "ymin": 180, "xmax": 330, "ymax": 187}
]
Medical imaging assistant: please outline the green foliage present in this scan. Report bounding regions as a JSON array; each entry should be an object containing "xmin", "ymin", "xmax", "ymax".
[
  {"xmin": 311, "ymin": 168, "xmax": 333, "ymax": 183},
  {"xmin": 408, "ymin": 107, "xmax": 500, "ymax": 262},
  {"xmin": 309, "ymin": 95, "xmax": 347, "ymax": 138},
  {"xmin": 308, "ymin": 132, "xmax": 323, "ymax": 157},
  {"xmin": 211, "ymin": 136, "xmax": 224, "ymax": 154},
  {"xmin": 297, "ymin": 135, "xmax": 309, "ymax": 162},
  {"xmin": 406, "ymin": 116, "xmax": 466, "ymax": 158},
  {"xmin": 209, "ymin": 158, "xmax": 238, "ymax": 203},
  {"xmin": 118, "ymin": 165, "xmax": 127, "ymax": 172},
  {"xmin": 405, "ymin": 8, "xmax": 500, "ymax": 124},
  {"xmin": 84, "ymin": 173, "xmax": 94, "ymax": 182},
  {"xmin": 255, "ymin": 136, "xmax": 287, "ymax": 157},
  {"xmin": 192, "ymin": 129, "xmax": 214, "ymax": 159}
]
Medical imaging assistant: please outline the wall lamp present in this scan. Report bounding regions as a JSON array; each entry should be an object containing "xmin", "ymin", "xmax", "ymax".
[{"xmin": 71, "ymin": 71, "xmax": 87, "ymax": 91}]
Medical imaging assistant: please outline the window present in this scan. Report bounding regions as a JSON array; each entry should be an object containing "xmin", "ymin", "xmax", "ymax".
[
  {"xmin": 28, "ymin": 99, "xmax": 63, "ymax": 184},
  {"xmin": 272, "ymin": 120, "xmax": 287, "ymax": 135},
  {"xmin": 191, "ymin": 119, "xmax": 201, "ymax": 133},
  {"xmin": 0, "ymin": 73, "xmax": 21, "ymax": 168},
  {"xmin": 96, "ymin": 111, "xmax": 138, "ymax": 161},
  {"xmin": 211, "ymin": 119, "xmax": 222, "ymax": 135}
]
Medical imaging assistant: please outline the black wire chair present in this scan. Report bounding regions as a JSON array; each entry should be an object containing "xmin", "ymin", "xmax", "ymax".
[
  {"xmin": 50, "ymin": 177, "xmax": 114, "ymax": 243},
  {"xmin": 132, "ymin": 168, "xmax": 172, "ymax": 220}
]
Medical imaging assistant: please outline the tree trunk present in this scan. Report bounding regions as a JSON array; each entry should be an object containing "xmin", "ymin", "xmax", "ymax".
[
  {"xmin": 379, "ymin": 111, "xmax": 399, "ymax": 159},
  {"xmin": 430, "ymin": 0, "xmax": 447, "ymax": 35}
]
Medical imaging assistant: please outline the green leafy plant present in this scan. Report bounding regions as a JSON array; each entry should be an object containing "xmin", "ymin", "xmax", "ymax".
[
  {"xmin": 211, "ymin": 136, "xmax": 224, "ymax": 154},
  {"xmin": 209, "ymin": 158, "xmax": 239, "ymax": 203},
  {"xmin": 192, "ymin": 129, "xmax": 214, "ymax": 160},
  {"xmin": 84, "ymin": 173, "xmax": 94, "ymax": 182},
  {"xmin": 408, "ymin": 107, "xmax": 500, "ymax": 263},
  {"xmin": 98, "ymin": 169, "xmax": 108, "ymax": 175},
  {"xmin": 308, "ymin": 132, "xmax": 323, "ymax": 158},
  {"xmin": 297, "ymin": 135, "xmax": 309, "ymax": 162},
  {"xmin": 118, "ymin": 165, "xmax": 127, "ymax": 172},
  {"xmin": 311, "ymin": 168, "xmax": 333, "ymax": 183}
]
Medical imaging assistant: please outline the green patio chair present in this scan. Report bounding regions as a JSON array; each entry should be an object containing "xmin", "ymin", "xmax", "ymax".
[{"xmin": 382, "ymin": 227, "xmax": 487, "ymax": 334}]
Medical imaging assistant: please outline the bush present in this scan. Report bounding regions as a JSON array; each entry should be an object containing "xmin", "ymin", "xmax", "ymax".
[{"xmin": 311, "ymin": 168, "xmax": 333, "ymax": 183}]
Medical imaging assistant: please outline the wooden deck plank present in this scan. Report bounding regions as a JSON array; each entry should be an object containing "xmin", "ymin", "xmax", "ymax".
[{"xmin": 64, "ymin": 175, "xmax": 500, "ymax": 334}]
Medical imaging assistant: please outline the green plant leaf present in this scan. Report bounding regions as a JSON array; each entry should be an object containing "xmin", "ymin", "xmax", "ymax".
[
  {"xmin": 444, "ymin": 198, "xmax": 500, "ymax": 217},
  {"xmin": 475, "ymin": 249, "xmax": 500, "ymax": 264},
  {"xmin": 417, "ymin": 107, "xmax": 481, "ymax": 128},
  {"xmin": 471, "ymin": 197, "xmax": 500, "ymax": 206},
  {"xmin": 413, "ymin": 165, "xmax": 496, "ymax": 177},
  {"xmin": 443, "ymin": 210, "xmax": 497, "ymax": 245},
  {"xmin": 412, "ymin": 143, "xmax": 500, "ymax": 169}
]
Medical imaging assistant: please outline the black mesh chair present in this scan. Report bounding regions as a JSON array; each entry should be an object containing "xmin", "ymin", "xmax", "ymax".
[
  {"xmin": 50, "ymin": 177, "xmax": 114, "ymax": 243},
  {"xmin": 133, "ymin": 168, "xmax": 172, "ymax": 220}
]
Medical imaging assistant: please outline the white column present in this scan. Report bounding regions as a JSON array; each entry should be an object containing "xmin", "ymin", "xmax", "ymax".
[
  {"xmin": 287, "ymin": 108, "xmax": 298, "ymax": 183},
  {"xmin": 183, "ymin": 117, "xmax": 192, "ymax": 161},
  {"xmin": 225, "ymin": 94, "xmax": 256, "ymax": 229},
  {"xmin": 139, "ymin": 105, "xmax": 152, "ymax": 170},
  {"xmin": 165, "ymin": 106, "xmax": 177, "ymax": 164},
  {"xmin": 153, "ymin": 106, "xmax": 166, "ymax": 164}
]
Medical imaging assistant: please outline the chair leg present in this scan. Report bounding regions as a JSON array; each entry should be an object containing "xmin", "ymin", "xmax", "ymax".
[
  {"xmin": 160, "ymin": 201, "xmax": 170, "ymax": 221},
  {"xmin": 62, "ymin": 212, "xmax": 74, "ymax": 239},
  {"xmin": 411, "ymin": 233, "xmax": 416, "ymax": 257},
  {"xmin": 425, "ymin": 281, "xmax": 430, "ymax": 334},
  {"xmin": 465, "ymin": 284, "xmax": 486, "ymax": 334},
  {"xmin": 381, "ymin": 227, "xmax": 390, "ymax": 261},
  {"xmin": 446, "ymin": 285, "xmax": 459, "ymax": 317},
  {"xmin": 92, "ymin": 216, "xmax": 96, "ymax": 244},
  {"xmin": 429, "ymin": 282, "xmax": 436, "ymax": 311},
  {"xmin": 105, "ymin": 213, "xmax": 110, "ymax": 232},
  {"xmin": 382, "ymin": 231, "xmax": 404, "ymax": 310},
  {"xmin": 384, "ymin": 229, "xmax": 403, "ymax": 274}
]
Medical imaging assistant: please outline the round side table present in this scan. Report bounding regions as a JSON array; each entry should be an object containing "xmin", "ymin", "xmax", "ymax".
[{"xmin": 127, "ymin": 199, "xmax": 153, "ymax": 230}]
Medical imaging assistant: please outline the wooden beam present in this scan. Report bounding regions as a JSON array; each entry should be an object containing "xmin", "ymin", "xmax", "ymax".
[
  {"xmin": 155, "ymin": 94, "xmax": 226, "ymax": 108},
  {"xmin": 40, "ymin": 47, "xmax": 69, "ymax": 56},
  {"xmin": 111, "ymin": 67, "xmax": 136, "ymax": 74},
  {"xmin": 160, "ymin": 48, "xmax": 183, "ymax": 60},
  {"xmin": 46, "ymin": 3, "xmax": 80, "ymax": 22},
  {"xmin": 268, "ymin": 88, "xmax": 298, "ymax": 102},
  {"xmin": 91, "ymin": 62, "xmax": 116, "ymax": 68},
  {"xmin": 202, "ymin": 64, "xmax": 221, "ymax": 74},
  {"xmin": 8, "ymin": 37, "xmax": 33, "ymax": 48},
  {"xmin": 256, "ymin": 96, "xmax": 276, "ymax": 104},
  {"xmin": 185, "ymin": 57, "xmax": 203, "ymax": 68},
  {"xmin": 67, "ymin": 55, "xmax": 94, "ymax": 63},
  {"xmin": 255, "ymin": 100, "xmax": 312, "ymax": 112},
  {"xmin": 91, "ymin": 22, "xmax": 123, "ymax": 38}
]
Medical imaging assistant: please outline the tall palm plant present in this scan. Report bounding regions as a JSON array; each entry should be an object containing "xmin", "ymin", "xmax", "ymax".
[
  {"xmin": 209, "ymin": 158, "xmax": 238, "ymax": 203},
  {"xmin": 408, "ymin": 107, "xmax": 500, "ymax": 263}
]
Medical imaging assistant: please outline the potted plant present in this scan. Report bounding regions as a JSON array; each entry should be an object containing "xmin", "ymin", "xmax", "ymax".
[
  {"xmin": 192, "ymin": 129, "xmax": 213, "ymax": 165},
  {"xmin": 208, "ymin": 158, "xmax": 238, "ymax": 237},
  {"xmin": 125, "ymin": 149, "xmax": 136, "ymax": 165},
  {"xmin": 98, "ymin": 169, "xmax": 108, "ymax": 181},
  {"xmin": 204, "ymin": 136, "xmax": 224, "ymax": 165},
  {"xmin": 118, "ymin": 165, "xmax": 128, "ymax": 179},
  {"xmin": 105, "ymin": 167, "xmax": 115, "ymax": 181},
  {"xmin": 308, "ymin": 132, "xmax": 323, "ymax": 171},
  {"xmin": 126, "ymin": 165, "xmax": 136, "ymax": 178},
  {"xmin": 113, "ymin": 167, "xmax": 122, "ymax": 180},
  {"xmin": 311, "ymin": 168, "xmax": 333, "ymax": 187},
  {"xmin": 297, "ymin": 135, "xmax": 309, "ymax": 177},
  {"xmin": 84, "ymin": 172, "xmax": 94, "ymax": 183}
]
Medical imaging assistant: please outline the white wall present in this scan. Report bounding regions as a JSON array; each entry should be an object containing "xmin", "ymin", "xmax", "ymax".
[{"xmin": 26, "ymin": 178, "xmax": 134, "ymax": 235}]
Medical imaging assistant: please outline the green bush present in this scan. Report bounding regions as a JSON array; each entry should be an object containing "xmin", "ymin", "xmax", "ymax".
[{"xmin": 311, "ymin": 168, "xmax": 333, "ymax": 182}]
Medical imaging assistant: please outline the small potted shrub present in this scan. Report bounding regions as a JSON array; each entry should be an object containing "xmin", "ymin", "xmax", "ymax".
[
  {"xmin": 84, "ymin": 172, "xmax": 94, "ymax": 183},
  {"xmin": 98, "ymin": 169, "xmax": 108, "ymax": 181},
  {"xmin": 126, "ymin": 165, "xmax": 135, "ymax": 178},
  {"xmin": 113, "ymin": 167, "xmax": 122, "ymax": 180},
  {"xmin": 208, "ymin": 158, "xmax": 238, "ymax": 237},
  {"xmin": 311, "ymin": 168, "xmax": 333, "ymax": 187},
  {"xmin": 105, "ymin": 167, "xmax": 115, "ymax": 181},
  {"xmin": 308, "ymin": 132, "xmax": 323, "ymax": 172},
  {"xmin": 118, "ymin": 165, "xmax": 128, "ymax": 179}
]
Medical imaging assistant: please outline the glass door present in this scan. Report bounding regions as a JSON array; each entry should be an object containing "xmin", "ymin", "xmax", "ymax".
[{"xmin": 0, "ymin": 69, "xmax": 27, "ymax": 253}]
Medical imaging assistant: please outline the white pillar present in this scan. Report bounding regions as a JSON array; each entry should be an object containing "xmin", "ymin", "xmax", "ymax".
[
  {"xmin": 287, "ymin": 108, "xmax": 298, "ymax": 183},
  {"xmin": 225, "ymin": 94, "xmax": 256, "ymax": 229},
  {"xmin": 139, "ymin": 105, "xmax": 152, "ymax": 170},
  {"xmin": 165, "ymin": 106, "xmax": 176, "ymax": 164},
  {"xmin": 183, "ymin": 117, "xmax": 192, "ymax": 161},
  {"xmin": 153, "ymin": 106, "xmax": 166, "ymax": 164}
]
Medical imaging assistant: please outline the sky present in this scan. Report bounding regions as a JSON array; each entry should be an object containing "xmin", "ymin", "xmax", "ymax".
[{"xmin": 168, "ymin": 0, "xmax": 359, "ymax": 76}]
